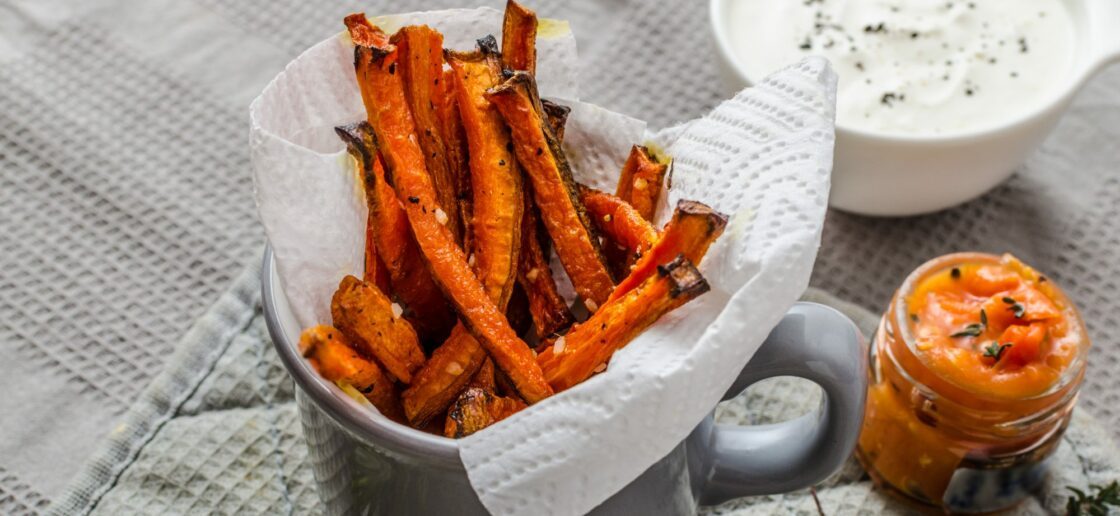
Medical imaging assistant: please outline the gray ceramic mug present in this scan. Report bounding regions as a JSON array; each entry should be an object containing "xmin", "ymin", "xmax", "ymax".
[{"xmin": 262, "ymin": 249, "xmax": 868, "ymax": 515}]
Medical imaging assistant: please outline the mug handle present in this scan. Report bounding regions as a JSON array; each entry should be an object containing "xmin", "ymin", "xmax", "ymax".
[{"xmin": 698, "ymin": 302, "xmax": 867, "ymax": 505}]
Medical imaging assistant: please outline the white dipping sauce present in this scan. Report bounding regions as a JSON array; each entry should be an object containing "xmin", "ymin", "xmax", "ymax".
[{"xmin": 726, "ymin": 0, "xmax": 1076, "ymax": 135}]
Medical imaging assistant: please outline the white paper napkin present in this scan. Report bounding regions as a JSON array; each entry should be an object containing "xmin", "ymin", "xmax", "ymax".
[{"xmin": 249, "ymin": 7, "xmax": 836, "ymax": 515}]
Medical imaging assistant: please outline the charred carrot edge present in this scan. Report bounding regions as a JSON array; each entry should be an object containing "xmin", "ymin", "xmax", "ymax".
[
  {"xmin": 402, "ymin": 325, "xmax": 487, "ymax": 425},
  {"xmin": 435, "ymin": 66, "xmax": 474, "ymax": 254},
  {"xmin": 447, "ymin": 40, "xmax": 524, "ymax": 309},
  {"xmin": 345, "ymin": 14, "xmax": 390, "ymax": 48},
  {"xmin": 607, "ymin": 200, "xmax": 728, "ymax": 304},
  {"xmin": 331, "ymin": 275, "xmax": 426, "ymax": 384},
  {"xmin": 540, "ymin": 99, "xmax": 570, "ymax": 144},
  {"xmin": 518, "ymin": 187, "xmax": 575, "ymax": 338},
  {"xmin": 581, "ymin": 186, "xmax": 659, "ymax": 261},
  {"xmin": 615, "ymin": 145, "xmax": 669, "ymax": 223},
  {"xmin": 444, "ymin": 385, "xmax": 528, "ymax": 438},
  {"xmin": 335, "ymin": 121, "xmax": 455, "ymax": 347},
  {"xmin": 300, "ymin": 325, "xmax": 405, "ymax": 422},
  {"xmin": 501, "ymin": 0, "xmax": 537, "ymax": 74},
  {"xmin": 537, "ymin": 255, "xmax": 710, "ymax": 391},
  {"xmin": 335, "ymin": 123, "xmax": 391, "ymax": 291},
  {"xmin": 392, "ymin": 26, "xmax": 464, "ymax": 244},
  {"xmin": 350, "ymin": 26, "xmax": 553, "ymax": 404},
  {"xmin": 487, "ymin": 71, "xmax": 615, "ymax": 307}
]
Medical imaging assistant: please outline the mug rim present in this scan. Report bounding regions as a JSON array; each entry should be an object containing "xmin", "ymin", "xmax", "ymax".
[{"xmin": 261, "ymin": 247, "xmax": 462, "ymax": 465}]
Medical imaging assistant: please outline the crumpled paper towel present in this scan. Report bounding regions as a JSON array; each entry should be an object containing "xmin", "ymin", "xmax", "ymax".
[{"xmin": 250, "ymin": 7, "xmax": 836, "ymax": 515}]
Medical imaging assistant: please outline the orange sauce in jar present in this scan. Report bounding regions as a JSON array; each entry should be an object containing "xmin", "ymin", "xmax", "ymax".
[{"xmin": 857, "ymin": 253, "xmax": 1089, "ymax": 513}]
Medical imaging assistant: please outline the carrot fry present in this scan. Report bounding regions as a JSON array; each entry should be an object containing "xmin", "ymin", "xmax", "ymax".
[
  {"xmin": 616, "ymin": 145, "xmax": 669, "ymax": 222},
  {"xmin": 581, "ymin": 186, "xmax": 659, "ymax": 269},
  {"xmin": 470, "ymin": 358, "xmax": 497, "ymax": 391},
  {"xmin": 487, "ymin": 71, "xmax": 614, "ymax": 308},
  {"xmin": 537, "ymin": 255, "xmax": 710, "ymax": 391},
  {"xmin": 300, "ymin": 325, "xmax": 404, "ymax": 422},
  {"xmin": 334, "ymin": 122, "xmax": 455, "ymax": 346},
  {"xmin": 518, "ymin": 189, "xmax": 575, "ymax": 338},
  {"xmin": 335, "ymin": 123, "xmax": 392, "ymax": 292},
  {"xmin": 435, "ymin": 66, "xmax": 473, "ymax": 253},
  {"xmin": 496, "ymin": 8, "xmax": 574, "ymax": 336},
  {"xmin": 349, "ymin": 20, "xmax": 553, "ymax": 404},
  {"xmin": 446, "ymin": 41, "xmax": 524, "ymax": 309},
  {"xmin": 399, "ymin": 41, "xmax": 531, "ymax": 426},
  {"xmin": 392, "ymin": 25, "xmax": 464, "ymax": 244},
  {"xmin": 402, "ymin": 326, "xmax": 486, "ymax": 425},
  {"xmin": 608, "ymin": 200, "xmax": 728, "ymax": 304},
  {"xmin": 444, "ymin": 386, "xmax": 527, "ymax": 438},
  {"xmin": 331, "ymin": 275, "xmax": 426, "ymax": 384},
  {"xmin": 501, "ymin": 0, "xmax": 538, "ymax": 74}
]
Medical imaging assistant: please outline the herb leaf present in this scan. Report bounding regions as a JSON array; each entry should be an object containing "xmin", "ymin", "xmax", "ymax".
[
  {"xmin": 980, "ymin": 308, "xmax": 988, "ymax": 327},
  {"xmin": 1066, "ymin": 481, "xmax": 1120, "ymax": 515},
  {"xmin": 983, "ymin": 342, "xmax": 1012, "ymax": 362},
  {"xmin": 951, "ymin": 323, "xmax": 984, "ymax": 338}
]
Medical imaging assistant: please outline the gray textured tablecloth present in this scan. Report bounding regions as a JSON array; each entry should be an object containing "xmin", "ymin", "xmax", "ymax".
[{"xmin": 1, "ymin": 0, "xmax": 1117, "ymax": 513}]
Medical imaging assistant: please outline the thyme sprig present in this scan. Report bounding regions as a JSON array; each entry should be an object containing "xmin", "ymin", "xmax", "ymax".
[
  {"xmin": 1003, "ymin": 296, "xmax": 1027, "ymax": 318},
  {"xmin": 983, "ymin": 342, "xmax": 1012, "ymax": 362},
  {"xmin": 951, "ymin": 309, "xmax": 988, "ymax": 338},
  {"xmin": 1066, "ymin": 481, "xmax": 1120, "ymax": 515}
]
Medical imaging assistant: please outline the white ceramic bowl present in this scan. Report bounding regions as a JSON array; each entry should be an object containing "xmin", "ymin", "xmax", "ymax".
[{"xmin": 710, "ymin": 0, "xmax": 1120, "ymax": 216}]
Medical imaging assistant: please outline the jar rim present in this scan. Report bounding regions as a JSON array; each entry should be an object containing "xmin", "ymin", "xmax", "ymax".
[{"xmin": 891, "ymin": 252, "xmax": 1091, "ymax": 403}]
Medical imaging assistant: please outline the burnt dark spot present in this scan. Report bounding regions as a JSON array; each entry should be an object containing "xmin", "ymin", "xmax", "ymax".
[
  {"xmin": 408, "ymin": 196, "xmax": 420, "ymax": 203},
  {"xmin": 388, "ymin": 62, "xmax": 396, "ymax": 75}
]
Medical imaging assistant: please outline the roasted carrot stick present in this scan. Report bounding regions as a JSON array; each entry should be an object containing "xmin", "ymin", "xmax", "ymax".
[
  {"xmin": 335, "ymin": 123, "xmax": 392, "ymax": 292},
  {"xmin": 518, "ymin": 190, "xmax": 575, "ymax": 338},
  {"xmin": 404, "ymin": 42, "xmax": 534, "ymax": 427},
  {"xmin": 496, "ymin": 10, "xmax": 575, "ymax": 337},
  {"xmin": 446, "ymin": 41, "xmax": 523, "ymax": 309},
  {"xmin": 501, "ymin": 0, "xmax": 538, "ymax": 74},
  {"xmin": 349, "ymin": 18, "xmax": 553, "ymax": 404},
  {"xmin": 434, "ymin": 66, "xmax": 473, "ymax": 254},
  {"xmin": 487, "ymin": 71, "xmax": 614, "ymax": 308},
  {"xmin": 403, "ymin": 325, "xmax": 487, "ymax": 425},
  {"xmin": 471, "ymin": 358, "xmax": 497, "ymax": 391},
  {"xmin": 300, "ymin": 325, "xmax": 404, "ymax": 422},
  {"xmin": 444, "ymin": 386, "xmax": 527, "ymax": 438},
  {"xmin": 392, "ymin": 25, "xmax": 463, "ymax": 244},
  {"xmin": 334, "ymin": 122, "xmax": 455, "ymax": 346},
  {"xmin": 616, "ymin": 145, "xmax": 669, "ymax": 222},
  {"xmin": 537, "ymin": 255, "xmax": 710, "ymax": 391},
  {"xmin": 581, "ymin": 186, "xmax": 659, "ymax": 262},
  {"xmin": 331, "ymin": 275, "xmax": 426, "ymax": 384},
  {"xmin": 608, "ymin": 200, "xmax": 727, "ymax": 304}
]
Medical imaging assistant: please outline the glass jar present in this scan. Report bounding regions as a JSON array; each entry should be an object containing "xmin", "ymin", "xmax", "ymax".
[{"xmin": 856, "ymin": 253, "xmax": 1090, "ymax": 513}]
